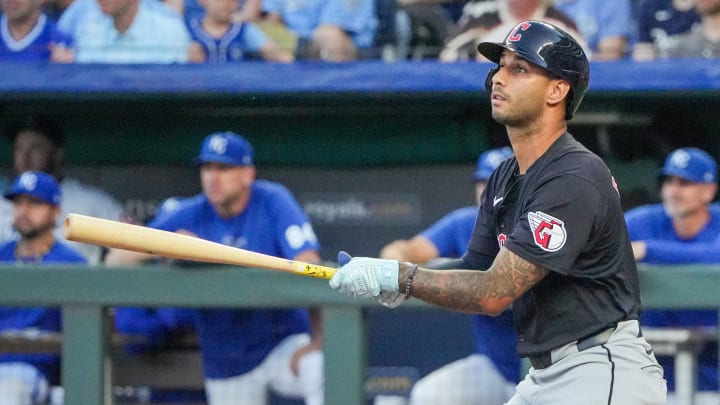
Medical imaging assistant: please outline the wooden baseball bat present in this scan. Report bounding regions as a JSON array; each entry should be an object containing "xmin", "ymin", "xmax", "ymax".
[{"xmin": 62, "ymin": 213, "xmax": 337, "ymax": 280}]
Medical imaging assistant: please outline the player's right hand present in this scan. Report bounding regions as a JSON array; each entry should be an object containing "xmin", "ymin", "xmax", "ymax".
[
  {"xmin": 336, "ymin": 251, "xmax": 404, "ymax": 307},
  {"xmin": 329, "ymin": 251, "xmax": 399, "ymax": 298}
]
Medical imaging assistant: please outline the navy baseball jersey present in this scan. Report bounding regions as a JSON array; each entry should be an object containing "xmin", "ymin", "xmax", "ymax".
[
  {"xmin": 148, "ymin": 180, "xmax": 320, "ymax": 378},
  {"xmin": 421, "ymin": 206, "xmax": 519, "ymax": 383},
  {"xmin": 467, "ymin": 133, "xmax": 641, "ymax": 356},
  {"xmin": 0, "ymin": 240, "xmax": 86, "ymax": 382}
]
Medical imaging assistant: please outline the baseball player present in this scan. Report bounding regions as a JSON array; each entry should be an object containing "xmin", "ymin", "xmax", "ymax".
[
  {"xmin": 625, "ymin": 147, "xmax": 720, "ymax": 403},
  {"xmin": 1, "ymin": 115, "xmax": 128, "ymax": 265},
  {"xmin": 105, "ymin": 131, "xmax": 323, "ymax": 405},
  {"xmin": 0, "ymin": 171, "xmax": 87, "ymax": 405},
  {"xmin": 330, "ymin": 20, "xmax": 667, "ymax": 404},
  {"xmin": 379, "ymin": 147, "xmax": 517, "ymax": 405}
]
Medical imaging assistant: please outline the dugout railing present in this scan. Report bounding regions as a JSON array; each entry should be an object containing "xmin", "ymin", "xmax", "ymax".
[{"xmin": 0, "ymin": 263, "xmax": 719, "ymax": 404}]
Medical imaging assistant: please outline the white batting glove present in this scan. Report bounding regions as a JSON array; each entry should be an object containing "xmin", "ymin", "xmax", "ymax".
[
  {"xmin": 375, "ymin": 291, "xmax": 404, "ymax": 308},
  {"xmin": 330, "ymin": 251, "xmax": 399, "ymax": 298}
]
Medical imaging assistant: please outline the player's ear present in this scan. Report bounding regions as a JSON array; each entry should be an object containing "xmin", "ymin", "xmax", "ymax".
[
  {"xmin": 702, "ymin": 183, "xmax": 717, "ymax": 204},
  {"xmin": 51, "ymin": 205, "xmax": 62, "ymax": 225},
  {"xmin": 547, "ymin": 79, "xmax": 571, "ymax": 110},
  {"xmin": 247, "ymin": 165, "xmax": 256, "ymax": 180}
]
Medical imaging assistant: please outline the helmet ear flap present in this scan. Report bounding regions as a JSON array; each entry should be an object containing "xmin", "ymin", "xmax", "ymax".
[{"xmin": 485, "ymin": 66, "xmax": 500, "ymax": 92}]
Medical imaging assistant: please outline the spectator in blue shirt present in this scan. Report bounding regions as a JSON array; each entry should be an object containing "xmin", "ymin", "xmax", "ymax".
[
  {"xmin": 0, "ymin": 0, "xmax": 73, "ymax": 61},
  {"xmin": 186, "ymin": 0, "xmax": 294, "ymax": 62},
  {"xmin": 555, "ymin": 0, "xmax": 633, "ymax": 60},
  {"xmin": 57, "ymin": 0, "xmax": 191, "ymax": 63},
  {"xmin": 260, "ymin": 0, "xmax": 378, "ymax": 61},
  {"xmin": 0, "ymin": 171, "xmax": 87, "ymax": 405},
  {"xmin": 625, "ymin": 147, "xmax": 720, "ymax": 402}
]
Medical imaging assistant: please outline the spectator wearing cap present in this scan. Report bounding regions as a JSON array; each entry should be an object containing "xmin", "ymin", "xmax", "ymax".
[
  {"xmin": 105, "ymin": 131, "xmax": 324, "ymax": 405},
  {"xmin": 1, "ymin": 114, "xmax": 128, "ymax": 265},
  {"xmin": 625, "ymin": 147, "xmax": 720, "ymax": 402},
  {"xmin": 0, "ymin": 171, "xmax": 86, "ymax": 405},
  {"xmin": 378, "ymin": 147, "xmax": 517, "ymax": 405}
]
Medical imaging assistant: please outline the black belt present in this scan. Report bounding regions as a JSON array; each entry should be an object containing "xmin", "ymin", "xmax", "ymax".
[{"xmin": 528, "ymin": 325, "xmax": 617, "ymax": 370}]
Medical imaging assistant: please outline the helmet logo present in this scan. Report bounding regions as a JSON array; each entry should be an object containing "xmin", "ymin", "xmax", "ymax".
[{"xmin": 507, "ymin": 21, "xmax": 532, "ymax": 42}]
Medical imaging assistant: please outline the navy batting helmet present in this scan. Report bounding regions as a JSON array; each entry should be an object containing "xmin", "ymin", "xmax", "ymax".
[{"xmin": 477, "ymin": 20, "xmax": 589, "ymax": 120}]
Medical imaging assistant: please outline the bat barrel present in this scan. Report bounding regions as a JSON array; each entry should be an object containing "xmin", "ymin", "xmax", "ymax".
[{"xmin": 62, "ymin": 213, "xmax": 337, "ymax": 280}]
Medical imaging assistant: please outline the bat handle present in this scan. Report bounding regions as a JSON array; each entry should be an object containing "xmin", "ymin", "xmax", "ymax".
[{"xmin": 297, "ymin": 263, "xmax": 337, "ymax": 280}]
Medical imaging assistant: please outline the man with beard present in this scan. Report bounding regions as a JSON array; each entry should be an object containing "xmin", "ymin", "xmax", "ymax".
[
  {"xmin": 0, "ymin": 171, "xmax": 86, "ymax": 405},
  {"xmin": 105, "ymin": 131, "xmax": 324, "ymax": 405},
  {"xmin": 625, "ymin": 147, "xmax": 720, "ymax": 404}
]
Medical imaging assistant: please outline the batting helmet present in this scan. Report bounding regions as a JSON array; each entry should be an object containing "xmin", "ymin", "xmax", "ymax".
[{"xmin": 477, "ymin": 20, "xmax": 589, "ymax": 120}]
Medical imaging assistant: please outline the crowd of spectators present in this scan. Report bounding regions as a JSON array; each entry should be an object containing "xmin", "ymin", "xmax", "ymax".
[{"xmin": 1, "ymin": 0, "xmax": 719, "ymax": 62}]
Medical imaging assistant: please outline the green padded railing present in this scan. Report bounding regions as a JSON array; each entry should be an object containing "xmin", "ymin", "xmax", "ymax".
[{"xmin": 0, "ymin": 264, "xmax": 719, "ymax": 404}]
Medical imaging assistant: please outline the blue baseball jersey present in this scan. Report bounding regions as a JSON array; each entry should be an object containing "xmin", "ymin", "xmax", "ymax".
[
  {"xmin": 114, "ymin": 307, "xmax": 196, "ymax": 353},
  {"xmin": 147, "ymin": 180, "xmax": 320, "ymax": 378},
  {"xmin": 634, "ymin": 0, "xmax": 700, "ymax": 46},
  {"xmin": 421, "ymin": 206, "xmax": 519, "ymax": 383},
  {"xmin": 625, "ymin": 203, "xmax": 720, "ymax": 390},
  {"xmin": 261, "ymin": 0, "xmax": 377, "ymax": 48},
  {"xmin": 0, "ymin": 240, "xmax": 86, "ymax": 382},
  {"xmin": 186, "ymin": 18, "xmax": 268, "ymax": 62},
  {"xmin": 0, "ymin": 14, "xmax": 72, "ymax": 61}
]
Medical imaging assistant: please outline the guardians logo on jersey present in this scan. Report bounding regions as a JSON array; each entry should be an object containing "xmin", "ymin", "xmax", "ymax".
[
  {"xmin": 497, "ymin": 233, "xmax": 507, "ymax": 248},
  {"xmin": 528, "ymin": 211, "xmax": 567, "ymax": 252}
]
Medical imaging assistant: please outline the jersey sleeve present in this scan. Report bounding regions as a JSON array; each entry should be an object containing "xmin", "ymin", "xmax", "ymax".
[
  {"xmin": 242, "ymin": 23, "xmax": 271, "ymax": 52},
  {"xmin": 643, "ymin": 239, "xmax": 720, "ymax": 264},
  {"xmin": 319, "ymin": 0, "xmax": 377, "ymax": 47},
  {"xmin": 598, "ymin": 0, "xmax": 633, "ymax": 39},
  {"xmin": 420, "ymin": 207, "xmax": 476, "ymax": 258},
  {"xmin": 624, "ymin": 206, "xmax": 651, "ymax": 241},
  {"xmin": 505, "ymin": 174, "xmax": 604, "ymax": 275},
  {"xmin": 147, "ymin": 203, "xmax": 190, "ymax": 232},
  {"xmin": 268, "ymin": 186, "xmax": 320, "ymax": 259}
]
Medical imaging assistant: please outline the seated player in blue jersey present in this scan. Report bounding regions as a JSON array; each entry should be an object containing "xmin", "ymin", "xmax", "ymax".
[
  {"xmin": 0, "ymin": 0, "xmax": 73, "ymax": 61},
  {"xmin": 625, "ymin": 147, "xmax": 720, "ymax": 404},
  {"xmin": 379, "ymin": 147, "xmax": 518, "ymax": 405},
  {"xmin": 186, "ymin": 0, "xmax": 294, "ymax": 62},
  {"xmin": 260, "ymin": 0, "xmax": 377, "ymax": 61},
  {"xmin": 105, "ymin": 131, "xmax": 323, "ymax": 405},
  {"xmin": 0, "ymin": 171, "xmax": 87, "ymax": 405}
]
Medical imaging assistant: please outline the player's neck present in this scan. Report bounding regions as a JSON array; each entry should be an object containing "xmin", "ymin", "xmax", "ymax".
[
  {"xmin": 202, "ymin": 17, "xmax": 232, "ymax": 38},
  {"xmin": 7, "ymin": 11, "xmax": 42, "ymax": 41},
  {"xmin": 672, "ymin": 208, "xmax": 711, "ymax": 240},
  {"xmin": 112, "ymin": 0, "xmax": 139, "ymax": 34},
  {"xmin": 506, "ymin": 120, "xmax": 566, "ymax": 174},
  {"xmin": 15, "ymin": 231, "xmax": 55, "ymax": 259},
  {"xmin": 215, "ymin": 188, "xmax": 251, "ymax": 218}
]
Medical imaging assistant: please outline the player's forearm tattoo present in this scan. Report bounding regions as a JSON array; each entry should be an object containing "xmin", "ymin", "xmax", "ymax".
[{"xmin": 407, "ymin": 248, "xmax": 548, "ymax": 314}]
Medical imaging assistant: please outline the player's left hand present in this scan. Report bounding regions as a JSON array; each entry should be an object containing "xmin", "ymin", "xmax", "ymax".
[{"xmin": 330, "ymin": 251, "xmax": 399, "ymax": 298}]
